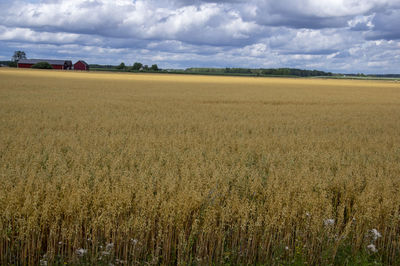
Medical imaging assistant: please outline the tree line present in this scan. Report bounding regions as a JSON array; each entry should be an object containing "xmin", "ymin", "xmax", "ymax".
[
  {"xmin": 116, "ymin": 62, "xmax": 160, "ymax": 72},
  {"xmin": 185, "ymin": 67, "xmax": 333, "ymax": 77},
  {"xmin": 89, "ymin": 62, "xmax": 160, "ymax": 72}
]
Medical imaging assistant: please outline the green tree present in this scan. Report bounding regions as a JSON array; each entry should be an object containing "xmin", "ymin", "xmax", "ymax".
[
  {"xmin": 116, "ymin": 62, "xmax": 126, "ymax": 70},
  {"xmin": 150, "ymin": 64, "xmax": 159, "ymax": 71},
  {"xmin": 143, "ymin": 65, "xmax": 149, "ymax": 71},
  {"xmin": 9, "ymin": 61, "xmax": 17, "ymax": 68},
  {"xmin": 31, "ymin": 62, "xmax": 53, "ymax": 69},
  {"xmin": 132, "ymin": 62, "xmax": 143, "ymax": 71},
  {"xmin": 12, "ymin": 51, "xmax": 27, "ymax": 62}
]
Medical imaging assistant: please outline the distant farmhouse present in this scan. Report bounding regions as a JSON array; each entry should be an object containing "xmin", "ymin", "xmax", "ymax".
[
  {"xmin": 74, "ymin": 60, "xmax": 89, "ymax": 71},
  {"xmin": 17, "ymin": 59, "xmax": 89, "ymax": 70}
]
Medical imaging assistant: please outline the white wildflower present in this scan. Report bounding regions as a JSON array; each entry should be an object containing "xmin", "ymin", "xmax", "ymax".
[
  {"xmin": 305, "ymin": 212, "xmax": 310, "ymax": 217},
  {"xmin": 367, "ymin": 244, "xmax": 378, "ymax": 253},
  {"xmin": 324, "ymin": 219, "xmax": 335, "ymax": 226},
  {"xmin": 131, "ymin": 239, "xmax": 138, "ymax": 245},
  {"xmin": 116, "ymin": 259, "xmax": 127, "ymax": 264},
  {"xmin": 58, "ymin": 241, "xmax": 63, "ymax": 245},
  {"xmin": 106, "ymin": 242, "xmax": 114, "ymax": 251},
  {"xmin": 40, "ymin": 259, "xmax": 48, "ymax": 266},
  {"xmin": 370, "ymin": 229, "xmax": 382, "ymax": 241},
  {"xmin": 76, "ymin": 248, "xmax": 87, "ymax": 257},
  {"xmin": 285, "ymin": 246, "xmax": 289, "ymax": 251}
]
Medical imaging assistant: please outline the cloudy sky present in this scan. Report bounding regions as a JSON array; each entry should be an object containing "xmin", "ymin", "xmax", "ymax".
[{"xmin": 1, "ymin": 0, "xmax": 400, "ymax": 73}]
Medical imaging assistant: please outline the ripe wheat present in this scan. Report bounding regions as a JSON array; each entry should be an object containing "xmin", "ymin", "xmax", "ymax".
[{"xmin": 0, "ymin": 68, "xmax": 400, "ymax": 264}]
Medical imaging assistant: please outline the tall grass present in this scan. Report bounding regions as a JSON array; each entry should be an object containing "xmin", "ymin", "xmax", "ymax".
[{"xmin": 1, "ymin": 69, "xmax": 400, "ymax": 264}]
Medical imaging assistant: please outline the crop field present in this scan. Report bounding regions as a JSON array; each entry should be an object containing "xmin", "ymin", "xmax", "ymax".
[{"xmin": 1, "ymin": 68, "xmax": 400, "ymax": 265}]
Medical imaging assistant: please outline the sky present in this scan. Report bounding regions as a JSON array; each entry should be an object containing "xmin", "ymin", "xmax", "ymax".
[{"xmin": 0, "ymin": 0, "xmax": 400, "ymax": 73}]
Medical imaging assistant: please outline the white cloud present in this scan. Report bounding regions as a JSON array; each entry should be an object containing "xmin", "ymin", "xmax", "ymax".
[
  {"xmin": 0, "ymin": 26, "xmax": 81, "ymax": 44},
  {"xmin": 0, "ymin": 0, "xmax": 399, "ymax": 73},
  {"xmin": 348, "ymin": 14, "xmax": 375, "ymax": 31},
  {"xmin": 1, "ymin": 1, "xmax": 260, "ymax": 46}
]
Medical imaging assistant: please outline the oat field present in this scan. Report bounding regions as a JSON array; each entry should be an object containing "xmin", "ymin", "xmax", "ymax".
[{"xmin": 1, "ymin": 68, "xmax": 400, "ymax": 265}]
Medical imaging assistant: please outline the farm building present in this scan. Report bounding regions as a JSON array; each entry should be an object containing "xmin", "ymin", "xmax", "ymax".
[
  {"xmin": 74, "ymin": 60, "xmax": 89, "ymax": 71},
  {"xmin": 18, "ymin": 59, "xmax": 72, "ymax": 70}
]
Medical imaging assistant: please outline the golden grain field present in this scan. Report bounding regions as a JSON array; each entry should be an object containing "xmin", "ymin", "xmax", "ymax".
[{"xmin": 1, "ymin": 68, "xmax": 400, "ymax": 265}]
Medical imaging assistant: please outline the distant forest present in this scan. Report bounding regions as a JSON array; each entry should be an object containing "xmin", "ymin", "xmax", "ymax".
[
  {"xmin": 185, "ymin": 67, "xmax": 332, "ymax": 77},
  {"xmin": 90, "ymin": 64, "xmax": 333, "ymax": 77}
]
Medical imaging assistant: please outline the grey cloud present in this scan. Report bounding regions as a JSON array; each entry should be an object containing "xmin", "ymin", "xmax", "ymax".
[
  {"xmin": 366, "ymin": 9, "xmax": 400, "ymax": 40},
  {"xmin": 350, "ymin": 22, "xmax": 372, "ymax": 31},
  {"xmin": 259, "ymin": 15, "xmax": 349, "ymax": 29},
  {"xmin": 251, "ymin": 0, "xmax": 375, "ymax": 29},
  {"xmin": 0, "ymin": 0, "xmax": 399, "ymax": 73},
  {"xmin": 1, "ymin": 1, "xmax": 263, "ymax": 47}
]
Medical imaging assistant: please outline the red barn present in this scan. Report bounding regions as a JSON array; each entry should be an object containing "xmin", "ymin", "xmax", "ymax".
[
  {"xmin": 18, "ymin": 59, "xmax": 72, "ymax": 70},
  {"xmin": 74, "ymin": 60, "xmax": 89, "ymax": 71}
]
